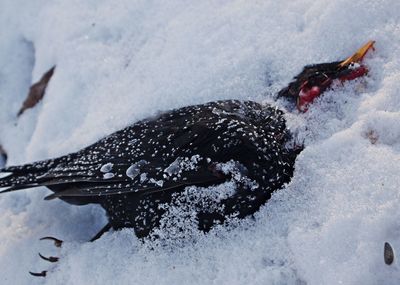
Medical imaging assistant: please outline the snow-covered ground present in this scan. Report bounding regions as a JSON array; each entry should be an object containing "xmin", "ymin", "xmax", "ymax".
[{"xmin": 1, "ymin": 0, "xmax": 400, "ymax": 284}]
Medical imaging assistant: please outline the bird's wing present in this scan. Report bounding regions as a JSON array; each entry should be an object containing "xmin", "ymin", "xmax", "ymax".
[
  {"xmin": 39, "ymin": 122, "xmax": 233, "ymax": 199},
  {"xmin": 41, "ymin": 156, "xmax": 226, "ymax": 199},
  {"xmin": 1, "ymin": 100, "xmax": 263, "ymax": 199}
]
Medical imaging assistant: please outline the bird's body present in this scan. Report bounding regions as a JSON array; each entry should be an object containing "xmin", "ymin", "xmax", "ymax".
[
  {"xmin": 1, "ymin": 100, "xmax": 297, "ymax": 237},
  {"xmin": 0, "ymin": 41, "xmax": 375, "ymax": 240}
]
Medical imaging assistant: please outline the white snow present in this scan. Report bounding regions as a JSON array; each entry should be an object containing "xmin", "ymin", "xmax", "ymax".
[
  {"xmin": 164, "ymin": 155, "xmax": 203, "ymax": 179},
  {"xmin": 100, "ymin": 162, "xmax": 113, "ymax": 173},
  {"xmin": 0, "ymin": 172, "xmax": 12, "ymax": 179},
  {"xmin": 216, "ymin": 160, "xmax": 259, "ymax": 190},
  {"xmin": 103, "ymin": 173, "xmax": 115, "ymax": 180},
  {"xmin": 0, "ymin": 0, "xmax": 400, "ymax": 284},
  {"xmin": 164, "ymin": 158, "xmax": 182, "ymax": 176},
  {"xmin": 126, "ymin": 160, "xmax": 147, "ymax": 180},
  {"xmin": 149, "ymin": 178, "xmax": 164, "ymax": 188},
  {"xmin": 140, "ymin": 173, "xmax": 148, "ymax": 183}
]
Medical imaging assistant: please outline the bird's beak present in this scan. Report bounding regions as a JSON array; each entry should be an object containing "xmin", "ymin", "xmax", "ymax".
[{"xmin": 339, "ymin": 40, "xmax": 375, "ymax": 67}]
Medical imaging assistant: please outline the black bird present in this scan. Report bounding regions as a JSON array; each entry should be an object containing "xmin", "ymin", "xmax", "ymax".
[{"xmin": 0, "ymin": 41, "xmax": 374, "ymax": 241}]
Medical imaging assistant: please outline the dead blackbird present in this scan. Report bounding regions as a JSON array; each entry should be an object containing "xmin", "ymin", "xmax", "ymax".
[{"xmin": 0, "ymin": 41, "xmax": 374, "ymax": 242}]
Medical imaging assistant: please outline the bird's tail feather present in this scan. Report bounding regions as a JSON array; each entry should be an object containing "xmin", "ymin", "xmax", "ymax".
[{"xmin": 0, "ymin": 156, "xmax": 70, "ymax": 193}]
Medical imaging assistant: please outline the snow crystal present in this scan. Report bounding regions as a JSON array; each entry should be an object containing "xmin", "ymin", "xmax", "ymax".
[
  {"xmin": 164, "ymin": 158, "xmax": 181, "ymax": 176},
  {"xmin": 140, "ymin": 173, "xmax": 148, "ymax": 183},
  {"xmin": 164, "ymin": 155, "xmax": 203, "ymax": 178},
  {"xmin": 100, "ymin": 162, "xmax": 113, "ymax": 173},
  {"xmin": 126, "ymin": 160, "xmax": 147, "ymax": 180},
  {"xmin": 103, "ymin": 172, "xmax": 115, "ymax": 179},
  {"xmin": 126, "ymin": 165, "xmax": 140, "ymax": 179},
  {"xmin": 149, "ymin": 178, "xmax": 164, "ymax": 187},
  {"xmin": 216, "ymin": 160, "xmax": 259, "ymax": 190}
]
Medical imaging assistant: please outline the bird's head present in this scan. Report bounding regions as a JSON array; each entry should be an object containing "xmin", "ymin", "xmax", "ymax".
[{"xmin": 278, "ymin": 41, "xmax": 375, "ymax": 111}]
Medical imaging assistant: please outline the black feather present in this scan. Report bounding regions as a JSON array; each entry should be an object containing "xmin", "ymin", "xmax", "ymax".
[{"xmin": 0, "ymin": 100, "xmax": 299, "ymax": 237}]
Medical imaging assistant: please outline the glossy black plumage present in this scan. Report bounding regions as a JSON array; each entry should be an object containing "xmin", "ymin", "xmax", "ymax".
[{"xmin": 0, "ymin": 100, "xmax": 298, "ymax": 237}]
